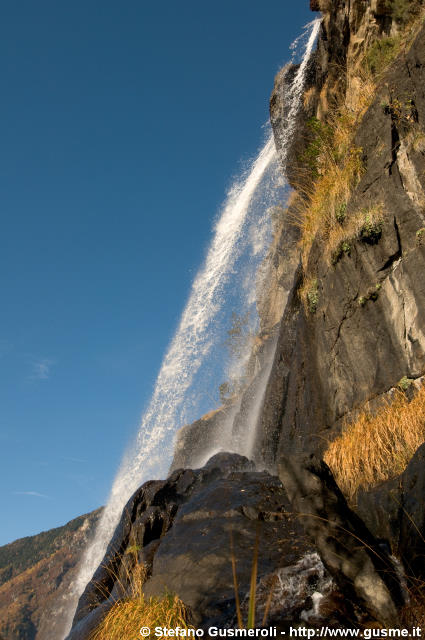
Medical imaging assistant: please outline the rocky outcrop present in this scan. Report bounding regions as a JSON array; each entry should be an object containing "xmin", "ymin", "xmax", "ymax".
[
  {"xmin": 170, "ymin": 404, "xmax": 239, "ymax": 471},
  {"xmin": 69, "ymin": 452, "xmax": 411, "ymax": 637},
  {"xmin": 278, "ymin": 454, "xmax": 406, "ymax": 626},
  {"xmin": 358, "ymin": 442, "xmax": 425, "ymax": 580},
  {"xmin": 68, "ymin": 454, "xmax": 314, "ymax": 638}
]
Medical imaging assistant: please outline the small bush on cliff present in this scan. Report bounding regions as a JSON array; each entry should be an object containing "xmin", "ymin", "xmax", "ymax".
[
  {"xmin": 367, "ymin": 36, "xmax": 401, "ymax": 76},
  {"xmin": 328, "ymin": 204, "xmax": 385, "ymax": 265},
  {"xmin": 300, "ymin": 277, "xmax": 319, "ymax": 314},
  {"xmin": 358, "ymin": 282, "xmax": 382, "ymax": 307},
  {"xmin": 331, "ymin": 240, "xmax": 351, "ymax": 265},
  {"xmin": 398, "ymin": 375, "xmax": 414, "ymax": 391},
  {"xmin": 385, "ymin": 0, "xmax": 422, "ymax": 25},
  {"xmin": 324, "ymin": 384, "xmax": 425, "ymax": 501},
  {"xmin": 416, "ymin": 227, "xmax": 425, "ymax": 244}
]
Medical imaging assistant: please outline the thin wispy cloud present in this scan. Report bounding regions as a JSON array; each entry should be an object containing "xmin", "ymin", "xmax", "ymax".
[
  {"xmin": 13, "ymin": 491, "xmax": 51, "ymax": 499},
  {"xmin": 30, "ymin": 358, "xmax": 54, "ymax": 380}
]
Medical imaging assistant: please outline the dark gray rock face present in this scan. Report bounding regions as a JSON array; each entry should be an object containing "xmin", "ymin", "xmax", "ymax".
[
  {"xmin": 278, "ymin": 454, "xmax": 406, "ymax": 627},
  {"xmin": 67, "ymin": 454, "xmax": 312, "ymax": 639},
  {"xmin": 260, "ymin": 20, "xmax": 425, "ymax": 465},
  {"xmin": 170, "ymin": 332, "xmax": 279, "ymax": 473},
  {"xmin": 358, "ymin": 442, "xmax": 425, "ymax": 580},
  {"xmin": 170, "ymin": 404, "xmax": 239, "ymax": 472}
]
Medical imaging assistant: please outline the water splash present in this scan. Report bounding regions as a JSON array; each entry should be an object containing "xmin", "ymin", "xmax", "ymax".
[
  {"xmin": 63, "ymin": 18, "xmax": 321, "ymax": 638},
  {"xmin": 242, "ymin": 553, "xmax": 335, "ymax": 626}
]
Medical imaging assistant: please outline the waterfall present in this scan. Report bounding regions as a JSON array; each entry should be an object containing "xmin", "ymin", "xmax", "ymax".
[
  {"xmin": 62, "ymin": 18, "xmax": 321, "ymax": 638},
  {"xmin": 233, "ymin": 17, "xmax": 321, "ymax": 463}
]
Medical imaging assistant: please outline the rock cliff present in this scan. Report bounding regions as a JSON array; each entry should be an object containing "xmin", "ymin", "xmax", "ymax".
[{"xmin": 258, "ymin": 0, "xmax": 425, "ymax": 464}]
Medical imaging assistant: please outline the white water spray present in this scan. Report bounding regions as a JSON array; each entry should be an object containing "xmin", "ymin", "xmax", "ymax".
[
  {"xmin": 63, "ymin": 18, "xmax": 320, "ymax": 638},
  {"xmin": 188, "ymin": 17, "xmax": 321, "ymax": 467}
]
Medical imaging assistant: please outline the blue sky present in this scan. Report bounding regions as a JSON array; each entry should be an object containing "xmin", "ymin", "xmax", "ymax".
[{"xmin": 0, "ymin": 0, "xmax": 313, "ymax": 545}]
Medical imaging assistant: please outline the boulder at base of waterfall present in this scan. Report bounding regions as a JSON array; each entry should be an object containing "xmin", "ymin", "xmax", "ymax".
[{"xmin": 67, "ymin": 453, "xmax": 317, "ymax": 639}]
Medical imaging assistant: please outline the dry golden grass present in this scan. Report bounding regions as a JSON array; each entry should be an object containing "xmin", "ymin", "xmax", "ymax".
[
  {"xmin": 294, "ymin": 3, "xmax": 425, "ymax": 266},
  {"xmin": 90, "ymin": 592, "xmax": 193, "ymax": 640},
  {"xmin": 294, "ymin": 76, "xmax": 375, "ymax": 265},
  {"xmin": 299, "ymin": 275, "xmax": 319, "ymax": 315},
  {"xmin": 326, "ymin": 203, "xmax": 384, "ymax": 264},
  {"xmin": 90, "ymin": 555, "xmax": 193, "ymax": 640},
  {"xmin": 324, "ymin": 385, "xmax": 425, "ymax": 500}
]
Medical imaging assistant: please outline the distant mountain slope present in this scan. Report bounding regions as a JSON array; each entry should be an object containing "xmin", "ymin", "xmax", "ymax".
[{"xmin": 0, "ymin": 509, "xmax": 102, "ymax": 640}]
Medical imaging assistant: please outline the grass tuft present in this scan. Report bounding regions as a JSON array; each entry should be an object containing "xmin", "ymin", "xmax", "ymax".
[
  {"xmin": 90, "ymin": 592, "xmax": 193, "ymax": 640},
  {"xmin": 293, "ymin": 78, "xmax": 374, "ymax": 265},
  {"xmin": 367, "ymin": 36, "xmax": 402, "ymax": 76},
  {"xmin": 401, "ymin": 581, "xmax": 425, "ymax": 628},
  {"xmin": 328, "ymin": 204, "xmax": 385, "ymax": 265},
  {"xmin": 324, "ymin": 385, "xmax": 425, "ymax": 500},
  {"xmin": 299, "ymin": 276, "xmax": 319, "ymax": 314},
  {"xmin": 90, "ymin": 559, "xmax": 193, "ymax": 640},
  {"xmin": 294, "ymin": 5, "xmax": 425, "ymax": 268}
]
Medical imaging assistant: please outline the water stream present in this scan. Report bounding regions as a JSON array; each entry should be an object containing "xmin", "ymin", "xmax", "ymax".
[{"xmin": 62, "ymin": 18, "xmax": 321, "ymax": 638}]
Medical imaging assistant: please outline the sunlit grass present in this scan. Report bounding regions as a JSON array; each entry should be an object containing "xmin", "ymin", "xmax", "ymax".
[
  {"xmin": 90, "ymin": 592, "xmax": 193, "ymax": 640},
  {"xmin": 90, "ymin": 557, "xmax": 193, "ymax": 640},
  {"xmin": 327, "ymin": 203, "xmax": 384, "ymax": 265},
  {"xmin": 295, "ymin": 4, "xmax": 425, "ymax": 267},
  {"xmin": 294, "ymin": 76, "xmax": 374, "ymax": 265},
  {"xmin": 324, "ymin": 386, "xmax": 425, "ymax": 500}
]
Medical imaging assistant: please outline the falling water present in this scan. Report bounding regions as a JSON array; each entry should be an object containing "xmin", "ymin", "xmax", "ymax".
[
  {"xmin": 62, "ymin": 18, "xmax": 321, "ymax": 638},
  {"xmin": 183, "ymin": 17, "xmax": 321, "ymax": 467}
]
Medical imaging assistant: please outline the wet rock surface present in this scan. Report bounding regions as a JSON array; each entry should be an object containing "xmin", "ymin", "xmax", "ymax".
[
  {"xmin": 278, "ymin": 454, "xmax": 406, "ymax": 627},
  {"xmin": 170, "ymin": 405, "xmax": 239, "ymax": 472}
]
